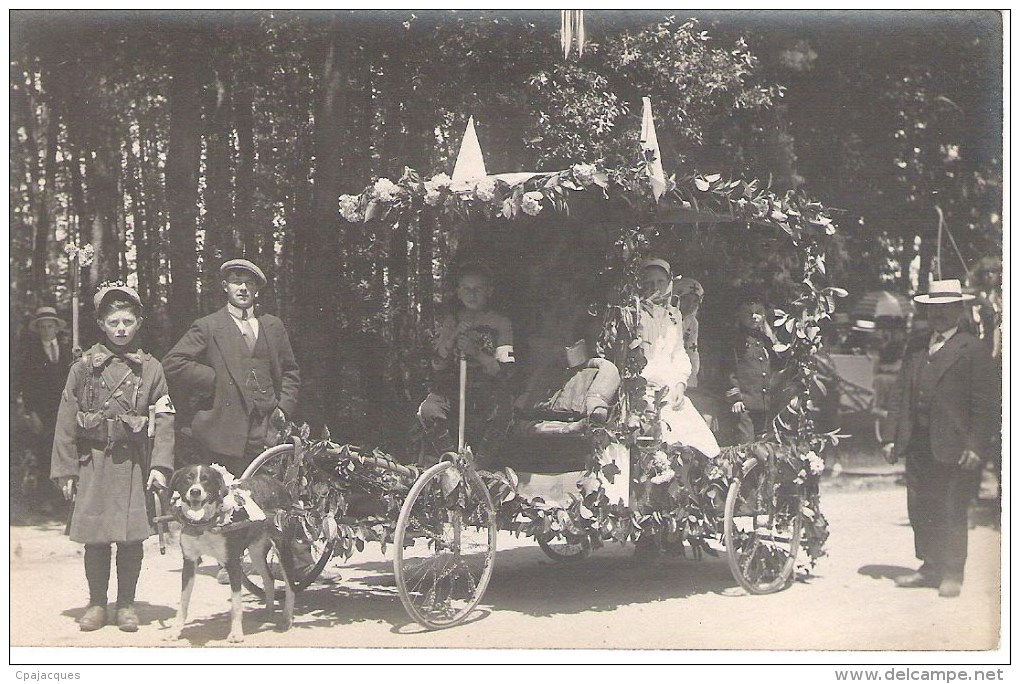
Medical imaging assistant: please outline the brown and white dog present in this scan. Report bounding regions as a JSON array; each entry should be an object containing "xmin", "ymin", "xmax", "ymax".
[{"xmin": 163, "ymin": 464, "xmax": 295, "ymax": 643}]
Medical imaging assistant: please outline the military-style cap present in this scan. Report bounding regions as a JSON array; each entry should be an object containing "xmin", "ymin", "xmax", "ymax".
[
  {"xmin": 94, "ymin": 284, "xmax": 142, "ymax": 311},
  {"xmin": 220, "ymin": 259, "xmax": 267, "ymax": 287},
  {"xmin": 673, "ymin": 277, "xmax": 704, "ymax": 301}
]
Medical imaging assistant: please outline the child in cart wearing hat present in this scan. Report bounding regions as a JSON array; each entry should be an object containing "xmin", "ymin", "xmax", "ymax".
[{"xmin": 51, "ymin": 283, "xmax": 176, "ymax": 632}]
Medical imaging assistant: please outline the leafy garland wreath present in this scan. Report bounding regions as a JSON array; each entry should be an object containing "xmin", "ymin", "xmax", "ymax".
[{"xmin": 321, "ymin": 156, "xmax": 846, "ymax": 566}]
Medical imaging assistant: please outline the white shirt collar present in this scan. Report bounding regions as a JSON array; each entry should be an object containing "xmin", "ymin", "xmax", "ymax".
[
  {"xmin": 227, "ymin": 303, "xmax": 254, "ymax": 320},
  {"xmin": 932, "ymin": 326, "xmax": 958, "ymax": 343}
]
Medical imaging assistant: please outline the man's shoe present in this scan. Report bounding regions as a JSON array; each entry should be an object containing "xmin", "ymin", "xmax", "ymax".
[
  {"xmin": 116, "ymin": 605, "xmax": 140, "ymax": 632},
  {"xmin": 216, "ymin": 567, "xmax": 231, "ymax": 585},
  {"xmin": 79, "ymin": 604, "xmax": 107, "ymax": 632},
  {"xmin": 938, "ymin": 578, "xmax": 963, "ymax": 598},
  {"xmin": 894, "ymin": 571, "xmax": 941, "ymax": 588}
]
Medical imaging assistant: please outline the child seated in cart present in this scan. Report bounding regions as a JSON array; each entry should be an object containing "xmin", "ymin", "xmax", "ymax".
[{"xmin": 416, "ymin": 263, "xmax": 515, "ymax": 464}]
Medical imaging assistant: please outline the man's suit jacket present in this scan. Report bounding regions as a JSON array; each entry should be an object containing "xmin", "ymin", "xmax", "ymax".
[
  {"xmin": 892, "ymin": 330, "xmax": 995, "ymax": 463},
  {"xmin": 16, "ymin": 334, "xmax": 71, "ymax": 424},
  {"xmin": 163, "ymin": 307, "xmax": 300, "ymax": 458}
]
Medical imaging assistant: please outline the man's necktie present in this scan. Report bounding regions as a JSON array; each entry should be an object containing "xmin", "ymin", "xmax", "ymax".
[
  {"xmin": 239, "ymin": 310, "xmax": 256, "ymax": 353},
  {"xmin": 46, "ymin": 341, "xmax": 57, "ymax": 363}
]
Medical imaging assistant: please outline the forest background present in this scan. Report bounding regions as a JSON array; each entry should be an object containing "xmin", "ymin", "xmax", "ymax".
[{"xmin": 9, "ymin": 10, "xmax": 1002, "ymax": 447}]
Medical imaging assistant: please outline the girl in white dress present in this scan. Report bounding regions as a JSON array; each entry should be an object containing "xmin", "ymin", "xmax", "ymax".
[{"xmin": 636, "ymin": 259, "xmax": 720, "ymax": 457}]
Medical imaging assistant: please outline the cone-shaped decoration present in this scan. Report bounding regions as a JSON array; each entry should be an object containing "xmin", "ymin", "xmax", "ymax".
[
  {"xmin": 640, "ymin": 97, "xmax": 667, "ymax": 201},
  {"xmin": 452, "ymin": 116, "xmax": 488, "ymax": 182}
]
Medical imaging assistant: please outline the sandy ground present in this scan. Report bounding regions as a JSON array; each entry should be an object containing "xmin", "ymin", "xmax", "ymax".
[{"xmin": 9, "ymin": 477, "xmax": 1002, "ymax": 651}]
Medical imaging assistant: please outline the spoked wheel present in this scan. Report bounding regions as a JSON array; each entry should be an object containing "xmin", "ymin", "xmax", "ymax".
[
  {"xmin": 240, "ymin": 444, "xmax": 336, "ymax": 597},
  {"xmin": 394, "ymin": 460, "xmax": 498, "ymax": 630},
  {"xmin": 723, "ymin": 458, "xmax": 803, "ymax": 594},
  {"xmin": 536, "ymin": 533, "xmax": 592, "ymax": 563}
]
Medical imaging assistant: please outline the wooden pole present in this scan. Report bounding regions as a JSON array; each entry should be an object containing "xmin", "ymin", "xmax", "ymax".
[
  {"xmin": 458, "ymin": 352, "xmax": 467, "ymax": 453},
  {"xmin": 71, "ymin": 258, "xmax": 81, "ymax": 359}
]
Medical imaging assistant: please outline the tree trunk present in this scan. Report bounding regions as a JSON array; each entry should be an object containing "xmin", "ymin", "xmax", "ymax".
[
  {"xmin": 165, "ymin": 43, "xmax": 206, "ymax": 335},
  {"xmin": 35, "ymin": 93, "xmax": 59, "ymax": 298},
  {"xmin": 234, "ymin": 66, "xmax": 256, "ymax": 260},
  {"xmin": 203, "ymin": 69, "xmax": 236, "ymax": 310},
  {"xmin": 295, "ymin": 17, "xmax": 352, "ymax": 421},
  {"xmin": 125, "ymin": 118, "xmax": 152, "ymax": 309}
]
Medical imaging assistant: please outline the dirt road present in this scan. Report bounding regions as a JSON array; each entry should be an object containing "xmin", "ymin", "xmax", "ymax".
[{"xmin": 9, "ymin": 477, "xmax": 1001, "ymax": 651}]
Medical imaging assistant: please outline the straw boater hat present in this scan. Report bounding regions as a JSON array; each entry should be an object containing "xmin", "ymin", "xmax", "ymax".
[
  {"xmin": 913, "ymin": 279, "xmax": 976, "ymax": 305},
  {"xmin": 28, "ymin": 306, "xmax": 67, "ymax": 333},
  {"xmin": 220, "ymin": 258, "xmax": 267, "ymax": 287}
]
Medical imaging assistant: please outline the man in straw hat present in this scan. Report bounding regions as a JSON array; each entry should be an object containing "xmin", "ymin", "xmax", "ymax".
[
  {"xmin": 15, "ymin": 306, "xmax": 71, "ymax": 506},
  {"xmin": 883, "ymin": 279, "xmax": 996, "ymax": 598}
]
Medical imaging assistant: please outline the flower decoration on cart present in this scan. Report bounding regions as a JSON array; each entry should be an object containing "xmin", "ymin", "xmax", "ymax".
[{"xmin": 329, "ymin": 112, "xmax": 842, "ymax": 570}]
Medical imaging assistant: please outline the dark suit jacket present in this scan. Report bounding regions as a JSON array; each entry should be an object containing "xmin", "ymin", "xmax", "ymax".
[
  {"xmin": 892, "ymin": 330, "xmax": 995, "ymax": 463},
  {"xmin": 162, "ymin": 307, "xmax": 300, "ymax": 458},
  {"xmin": 16, "ymin": 334, "xmax": 71, "ymax": 424}
]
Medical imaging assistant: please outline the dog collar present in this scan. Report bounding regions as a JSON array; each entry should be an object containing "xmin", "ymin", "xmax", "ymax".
[{"xmin": 174, "ymin": 505, "xmax": 228, "ymax": 534}]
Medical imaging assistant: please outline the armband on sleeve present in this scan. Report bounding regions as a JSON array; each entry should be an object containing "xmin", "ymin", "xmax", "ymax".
[
  {"xmin": 495, "ymin": 345, "xmax": 515, "ymax": 364},
  {"xmin": 154, "ymin": 395, "xmax": 176, "ymax": 415}
]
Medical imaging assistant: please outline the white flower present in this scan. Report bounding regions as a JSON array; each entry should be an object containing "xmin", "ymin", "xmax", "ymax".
[
  {"xmin": 651, "ymin": 450, "xmax": 670, "ymax": 469},
  {"xmin": 64, "ymin": 243, "xmax": 79, "ymax": 257},
  {"xmin": 79, "ymin": 243, "xmax": 96, "ymax": 266},
  {"xmin": 706, "ymin": 465, "xmax": 725, "ymax": 481},
  {"xmin": 571, "ymin": 163, "xmax": 597, "ymax": 185},
  {"xmin": 521, "ymin": 191, "xmax": 543, "ymax": 216},
  {"xmin": 371, "ymin": 177, "xmax": 401, "ymax": 202},
  {"xmin": 803, "ymin": 450, "xmax": 825, "ymax": 476},
  {"xmin": 474, "ymin": 177, "xmax": 497, "ymax": 202},
  {"xmin": 426, "ymin": 173, "xmax": 452, "ymax": 191},
  {"xmin": 425, "ymin": 189, "xmax": 443, "ymax": 206},
  {"xmin": 338, "ymin": 194, "xmax": 363, "ymax": 222},
  {"xmin": 650, "ymin": 467, "xmax": 676, "ymax": 485}
]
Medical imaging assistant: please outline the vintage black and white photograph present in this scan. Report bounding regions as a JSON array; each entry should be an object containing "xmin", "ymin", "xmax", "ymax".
[{"xmin": 8, "ymin": 9, "xmax": 1006, "ymax": 666}]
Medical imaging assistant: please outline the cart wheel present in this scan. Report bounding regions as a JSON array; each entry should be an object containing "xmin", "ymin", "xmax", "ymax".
[
  {"xmin": 536, "ymin": 534, "xmax": 592, "ymax": 563},
  {"xmin": 240, "ymin": 444, "xmax": 336, "ymax": 596},
  {"xmin": 723, "ymin": 458, "xmax": 803, "ymax": 594},
  {"xmin": 394, "ymin": 460, "xmax": 497, "ymax": 630}
]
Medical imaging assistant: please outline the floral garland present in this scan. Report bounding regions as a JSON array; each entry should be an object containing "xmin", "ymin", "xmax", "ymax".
[{"xmin": 328, "ymin": 154, "xmax": 841, "ymax": 566}]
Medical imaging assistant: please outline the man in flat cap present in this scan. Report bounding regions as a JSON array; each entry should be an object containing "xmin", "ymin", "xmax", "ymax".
[
  {"xmin": 883, "ymin": 279, "xmax": 996, "ymax": 598},
  {"xmin": 164, "ymin": 259, "xmax": 300, "ymax": 476}
]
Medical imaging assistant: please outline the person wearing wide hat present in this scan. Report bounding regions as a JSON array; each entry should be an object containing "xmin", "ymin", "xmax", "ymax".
[
  {"xmin": 883, "ymin": 279, "xmax": 996, "ymax": 598},
  {"xmin": 15, "ymin": 306, "xmax": 72, "ymax": 506}
]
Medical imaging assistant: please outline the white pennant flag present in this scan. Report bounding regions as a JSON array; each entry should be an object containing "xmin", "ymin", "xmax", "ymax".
[
  {"xmin": 452, "ymin": 115, "xmax": 488, "ymax": 182},
  {"xmin": 640, "ymin": 97, "xmax": 667, "ymax": 201}
]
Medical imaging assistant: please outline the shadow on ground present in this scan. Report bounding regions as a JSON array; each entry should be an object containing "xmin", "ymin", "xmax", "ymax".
[{"xmin": 272, "ymin": 543, "xmax": 748, "ymax": 633}]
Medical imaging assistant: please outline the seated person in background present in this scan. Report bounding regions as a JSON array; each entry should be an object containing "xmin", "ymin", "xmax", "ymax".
[
  {"xmin": 417, "ymin": 263, "xmax": 515, "ymax": 463},
  {"xmin": 672, "ymin": 277, "xmax": 704, "ymax": 389},
  {"xmin": 514, "ymin": 339, "xmax": 620, "ymax": 435},
  {"xmin": 871, "ymin": 342, "xmax": 903, "ymax": 445}
]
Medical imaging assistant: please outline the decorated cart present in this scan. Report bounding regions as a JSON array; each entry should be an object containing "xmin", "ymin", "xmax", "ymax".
[{"xmin": 233, "ymin": 106, "xmax": 843, "ymax": 630}]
